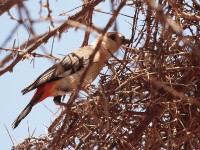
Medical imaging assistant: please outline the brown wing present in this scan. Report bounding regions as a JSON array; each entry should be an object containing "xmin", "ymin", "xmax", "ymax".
[{"xmin": 22, "ymin": 46, "xmax": 93, "ymax": 95}]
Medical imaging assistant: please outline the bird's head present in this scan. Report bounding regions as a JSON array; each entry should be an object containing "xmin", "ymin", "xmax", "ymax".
[{"xmin": 91, "ymin": 32, "xmax": 131, "ymax": 53}]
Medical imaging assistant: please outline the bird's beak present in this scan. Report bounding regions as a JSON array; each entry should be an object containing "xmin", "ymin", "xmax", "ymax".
[{"xmin": 122, "ymin": 36, "xmax": 131, "ymax": 45}]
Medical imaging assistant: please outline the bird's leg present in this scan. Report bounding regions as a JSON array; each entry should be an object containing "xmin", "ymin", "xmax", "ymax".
[
  {"xmin": 62, "ymin": 95, "xmax": 66, "ymax": 102},
  {"xmin": 80, "ymin": 87, "xmax": 88, "ymax": 95},
  {"xmin": 54, "ymin": 92, "xmax": 77, "ymax": 108},
  {"xmin": 66, "ymin": 92, "xmax": 77, "ymax": 106},
  {"xmin": 53, "ymin": 96, "xmax": 66, "ymax": 107}
]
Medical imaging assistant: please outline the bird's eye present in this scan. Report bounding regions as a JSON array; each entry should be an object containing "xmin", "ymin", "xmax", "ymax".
[{"xmin": 108, "ymin": 34, "xmax": 116, "ymax": 41}]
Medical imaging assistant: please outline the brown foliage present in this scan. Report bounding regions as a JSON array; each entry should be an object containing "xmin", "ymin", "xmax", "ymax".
[{"xmin": 1, "ymin": 0, "xmax": 200, "ymax": 149}]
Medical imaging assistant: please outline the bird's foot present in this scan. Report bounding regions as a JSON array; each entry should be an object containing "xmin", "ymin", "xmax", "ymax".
[
  {"xmin": 53, "ymin": 96, "xmax": 66, "ymax": 107},
  {"xmin": 53, "ymin": 95, "xmax": 75, "ymax": 108}
]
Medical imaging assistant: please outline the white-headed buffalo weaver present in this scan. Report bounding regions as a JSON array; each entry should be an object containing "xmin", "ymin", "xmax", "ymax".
[{"xmin": 12, "ymin": 32, "xmax": 130, "ymax": 129}]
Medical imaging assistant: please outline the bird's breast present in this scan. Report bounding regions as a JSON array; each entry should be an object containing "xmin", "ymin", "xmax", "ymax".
[
  {"xmin": 52, "ymin": 50, "xmax": 111, "ymax": 96},
  {"xmin": 54, "ymin": 61, "xmax": 104, "ymax": 95}
]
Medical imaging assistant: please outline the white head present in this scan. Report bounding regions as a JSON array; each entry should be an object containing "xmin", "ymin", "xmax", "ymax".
[{"xmin": 91, "ymin": 32, "xmax": 130, "ymax": 53}]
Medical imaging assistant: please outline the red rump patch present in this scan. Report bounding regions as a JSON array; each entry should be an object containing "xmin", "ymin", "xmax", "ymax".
[{"xmin": 31, "ymin": 81, "xmax": 57, "ymax": 104}]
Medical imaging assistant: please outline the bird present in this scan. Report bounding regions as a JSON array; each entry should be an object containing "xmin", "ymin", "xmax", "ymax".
[{"xmin": 12, "ymin": 32, "xmax": 130, "ymax": 129}]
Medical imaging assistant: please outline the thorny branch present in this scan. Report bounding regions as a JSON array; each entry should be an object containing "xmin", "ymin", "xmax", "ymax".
[
  {"xmin": 0, "ymin": 0, "xmax": 21, "ymax": 16},
  {"xmin": 0, "ymin": 0, "xmax": 103, "ymax": 75},
  {"xmin": 1, "ymin": 0, "xmax": 199, "ymax": 149}
]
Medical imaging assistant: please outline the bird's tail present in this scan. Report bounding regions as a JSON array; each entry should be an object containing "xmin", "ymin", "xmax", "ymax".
[
  {"xmin": 12, "ymin": 102, "xmax": 34, "ymax": 129},
  {"xmin": 12, "ymin": 92, "xmax": 43, "ymax": 129}
]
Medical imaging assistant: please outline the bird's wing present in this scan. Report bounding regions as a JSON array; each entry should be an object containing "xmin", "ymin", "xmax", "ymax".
[{"xmin": 22, "ymin": 46, "xmax": 95, "ymax": 95}]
